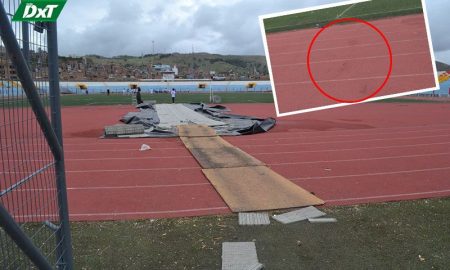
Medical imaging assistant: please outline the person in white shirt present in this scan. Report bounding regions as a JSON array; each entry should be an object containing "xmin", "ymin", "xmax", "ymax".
[{"xmin": 170, "ymin": 88, "xmax": 176, "ymax": 103}]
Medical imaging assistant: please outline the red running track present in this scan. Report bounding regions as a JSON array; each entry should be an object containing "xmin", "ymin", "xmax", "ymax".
[
  {"xmin": 266, "ymin": 14, "xmax": 436, "ymax": 114},
  {"xmin": 45, "ymin": 103, "xmax": 450, "ymax": 221}
]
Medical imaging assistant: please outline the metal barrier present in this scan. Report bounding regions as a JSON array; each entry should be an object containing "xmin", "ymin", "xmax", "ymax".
[{"xmin": 0, "ymin": 0, "xmax": 73, "ymax": 269}]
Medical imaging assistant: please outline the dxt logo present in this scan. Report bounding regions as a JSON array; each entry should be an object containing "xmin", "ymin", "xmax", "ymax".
[{"xmin": 12, "ymin": 0, "xmax": 67, "ymax": 22}]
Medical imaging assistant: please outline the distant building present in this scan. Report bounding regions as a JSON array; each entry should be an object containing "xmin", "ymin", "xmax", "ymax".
[
  {"xmin": 152, "ymin": 64, "xmax": 172, "ymax": 72},
  {"xmin": 162, "ymin": 71, "xmax": 175, "ymax": 81},
  {"xmin": 212, "ymin": 75, "xmax": 226, "ymax": 81},
  {"xmin": 0, "ymin": 59, "xmax": 17, "ymax": 80}
]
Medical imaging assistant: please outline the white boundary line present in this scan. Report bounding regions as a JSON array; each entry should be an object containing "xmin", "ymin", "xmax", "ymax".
[
  {"xmin": 290, "ymin": 166, "xmax": 450, "ymax": 180},
  {"xmin": 227, "ymin": 122, "xmax": 450, "ymax": 137},
  {"xmin": 16, "ymin": 183, "xmax": 211, "ymax": 192},
  {"xmin": 269, "ymin": 29, "xmax": 426, "ymax": 48},
  {"xmin": 2, "ymin": 132, "xmax": 449, "ymax": 154},
  {"xmin": 336, "ymin": 3, "xmax": 357, "ymax": 18},
  {"xmin": 254, "ymin": 141, "xmax": 450, "ymax": 155},
  {"xmin": 226, "ymin": 127, "xmax": 450, "ymax": 142},
  {"xmin": 273, "ymin": 53, "xmax": 431, "ymax": 68},
  {"xmin": 268, "ymin": 12, "xmax": 424, "ymax": 41},
  {"xmin": 267, "ymin": 151, "xmax": 450, "ymax": 166},
  {"xmin": 240, "ymin": 133, "xmax": 450, "ymax": 147},
  {"xmin": 275, "ymin": 73, "xmax": 434, "ymax": 86},
  {"xmin": 258, "ymin": 0, "xmax": 439, "ymax": 117},
  {"xmin": 326, "ymin": 189, "xmax": 450, "ymax": 203},
  {"xmin": 12, "ymin": 206, "xmax": 230, "ymax": 219},
  {"xmin": 270, "ymin": 38, "xmax": 428, "ymax": 56},
  {"xmin": 68, "ymin": 207, "xmax": 230, "ymax": 217}
]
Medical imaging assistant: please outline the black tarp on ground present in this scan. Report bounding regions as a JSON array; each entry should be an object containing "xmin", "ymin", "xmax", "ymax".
[{"xmin": 105, "ymin": 103, "xmax": 276, "ymax": 138}]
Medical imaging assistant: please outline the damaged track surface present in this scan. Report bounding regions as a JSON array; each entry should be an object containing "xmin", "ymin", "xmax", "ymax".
[{"xmin": 59, "ymin": 103, "xmax": 450, "ymax": 221}]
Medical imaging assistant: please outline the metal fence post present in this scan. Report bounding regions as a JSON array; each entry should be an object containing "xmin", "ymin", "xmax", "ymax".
[
  {"xmin": 22, "ymin": 22, "xmax": 29, "ymax": 65},
  {"xmin": 0, "ymin": 2, "xmax": 63, "ymax": 161},
  {"xmin": 1, "ymin": 1, "xmax": 74, "ymax": 268},
  {"xmin": 0, "ymin": 205, "xmax": 53, "ymax": 270},
  {"xmin": 47, "ymin": 22, "xmax": 74, "ymax": 270}
]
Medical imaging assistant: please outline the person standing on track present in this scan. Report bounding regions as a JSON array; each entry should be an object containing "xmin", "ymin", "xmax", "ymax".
[
  {"xmin": 170, "ymin": 88, "xmax": 176, "ymax": 103},
  {"xmin": 136, "ymin": 87, "xmax": 143, "ymax": 104}
]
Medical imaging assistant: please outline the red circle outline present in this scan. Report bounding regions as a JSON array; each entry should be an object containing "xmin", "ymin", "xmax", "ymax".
[{"xmin": 306, "ymin": 17, "xmax": 393, "ymax": 103}]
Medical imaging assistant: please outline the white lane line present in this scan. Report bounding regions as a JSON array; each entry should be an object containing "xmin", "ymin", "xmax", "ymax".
[
  {"xmin": 269, "ymin": 27, "xmax": 426, "ymax": 47},
  {"xmin": 5, "ymin": 156, "xmax": 194, "ymax": 162},
  {"xmin": 267, "ymin": 151, "xmax": 450, "ymax": 166},
  {"xmin": 69, "ymin": 207, "xmax": 230, "ymax": 217},
  {"xmin": 63, "ymin": 140, "xmax": 182, "ymax": 146},
  {"xmin": 3, "ymin": 133, "xmax": 450, "ymax": 155},
  {"xmin": 15, "ymin": 182, "xmax": 211, "ymax": 191},
  {"xmin": 270, "ymin": 38, "xmax": 427, "ymax": 56},
  {"xmin": 240, "ymin": 133, "xmax": 450, "ymax": 148},
  {"xmin": 65, "ymin": 167, "xmax": 200, "ymax": 173},
  {"xmin": 290, "ymin": 166, "xmax": 450, "ymax": 180},
  {"xmin": 253, "ymin": 141, "xmax": 450, "ymax": 155},
  {"xmin": 326, "ymin": 189, "xmax": 450, "ymax": 203},
  {"xmin": 1, "ymin": 167, "xmax": 200, "ymax": 174},
  {"xmin": 74, "ymin": 183, "xmax": 210, "ymax": 190},
  {"xmin": 0, "ymin": 147, "xmax": 187, "ymax": 153},
  {"xmin": 65, "ymin": 155, "xmax": 193, "ymax": 161},
  {"xmin": 227, "ymin": 124, "xmax": 450, "ymax": 141},
  {"xmin": 260, "ymin": 123, "xmax": 450, "ymax": 136},
  {"xmin": 275, "ymin": 73, "xmax": 434, "ymax": 86},
  {"xmin": 65, "ymin": 147, "xmax": 186, "ymax": 152},
  {"xmin": 12, "ymin": 206, "xmax": 230, "ymax": 219},
  {"xmin": 267, "ymin": 14, "xmax": 424, "ymax": 41},
  {"xmin": 226, "ymin": 127, "xmax": 450, "ymax": 143},
  {"xmin": 273, "ymin": 52, "xmax": 429, "ymax": 67}
]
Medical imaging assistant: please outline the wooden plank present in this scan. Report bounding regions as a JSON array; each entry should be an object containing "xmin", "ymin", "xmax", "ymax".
[
  {"xmin": 191, "ymin": 147, "xmax": 264, "ymax": 169},
  {"xmin": 177, "ymin": 124, "xmax": 217, "ymax": 137},
  {"xmin": 180, "ymin": 136, "xmax": 232, "ymax": 149},
  {"xmin": 203, "ymin": 166, "xmax": 324, "ymax": 212}
]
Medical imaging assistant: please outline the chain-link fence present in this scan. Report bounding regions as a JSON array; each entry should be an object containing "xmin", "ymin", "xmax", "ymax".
[{"xmin": 0, "ymin": 0, "xmax": 72, "ymax": 269}]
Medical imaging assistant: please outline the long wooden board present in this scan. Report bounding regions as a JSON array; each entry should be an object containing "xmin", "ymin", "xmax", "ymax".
[
  {"xmin": 179, "ymin": 124, "xmax": 324, "ymax": 212},
  {"xmin": 190, "ymin": 147, "xmax": 264, "ymax": 169},
  {"xmin": 203, "ymin": 166, "xmax": 324, "ymax": 212},
  {"xmin": 180, "ymin": 136, "xmax": 232, "ymax": 149},
  {"xmin": 177, "ymin": 125, "xmax": 217, "ymax": 137}
]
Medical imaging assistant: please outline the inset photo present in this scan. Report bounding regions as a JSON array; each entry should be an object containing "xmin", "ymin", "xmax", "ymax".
[{"xmin": 260, "ymin": 0, "xmax": 438, "ymax": 116}]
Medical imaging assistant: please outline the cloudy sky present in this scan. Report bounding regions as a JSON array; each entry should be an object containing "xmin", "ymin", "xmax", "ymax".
[{"xmin": 58, "ymin": 0, "xmax": 450, "ymax": 63}]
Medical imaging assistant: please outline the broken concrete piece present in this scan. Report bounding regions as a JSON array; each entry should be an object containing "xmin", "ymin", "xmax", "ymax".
[
  {"xmin": 272, "ymin": 206, "xmax": 326, "ymax": 224},
  {"xmin": 308, "ymin": 218, "xmax": 337, "ymax": 223}
]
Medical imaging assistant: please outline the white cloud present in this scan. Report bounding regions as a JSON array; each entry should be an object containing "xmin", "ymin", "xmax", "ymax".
[{"xmin": 57, "ymin": 0, "xmax": 449, "ymax": 62}]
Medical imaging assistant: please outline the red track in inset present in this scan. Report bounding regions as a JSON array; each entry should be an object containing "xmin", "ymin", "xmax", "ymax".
[
  {"xmin": 58, "ymin": 103, "xmax": 450, "ymax": 221},
  {"xmin": 266, "ymin": 14, "xmax": 436, "ymax": 113}
]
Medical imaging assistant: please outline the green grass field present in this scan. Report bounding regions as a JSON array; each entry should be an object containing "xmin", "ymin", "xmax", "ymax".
[
  {"xmin": 56, "ymin": 92, "xmax": 449, "ymax": 107},
  {"xmin": 264, "ymin": 0, "xmax": 422, "ymax": 33},
  {"xmin": 60, "ymin": 92, "xmax": 274, "ymax": 106},
  {"xmin": 71, "ymin": 198, "xmax": 450, "ymax": 269},
  {"xmin": 4, "ymin": 92, "xmax": 446, "ymax": 108}
]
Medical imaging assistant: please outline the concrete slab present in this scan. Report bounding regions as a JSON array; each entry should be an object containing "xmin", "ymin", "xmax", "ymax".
[
  {"xmin": 222, "ymin": 242, "xmax": 260, "ymax": 270},
  {"xmin": 104, "ymin": 124, "xmax": 145, "ymax": 136},
  {"xmin": 238, "ymin": 213, "xmax": 270, "ymax": 226},
  {"xmin": 272, "ymin": 206, "xmax": 326, "ymax": 224},
  {"xmin": 308, "ymin": 218, "xmax": 337, "ymax": 223}
]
